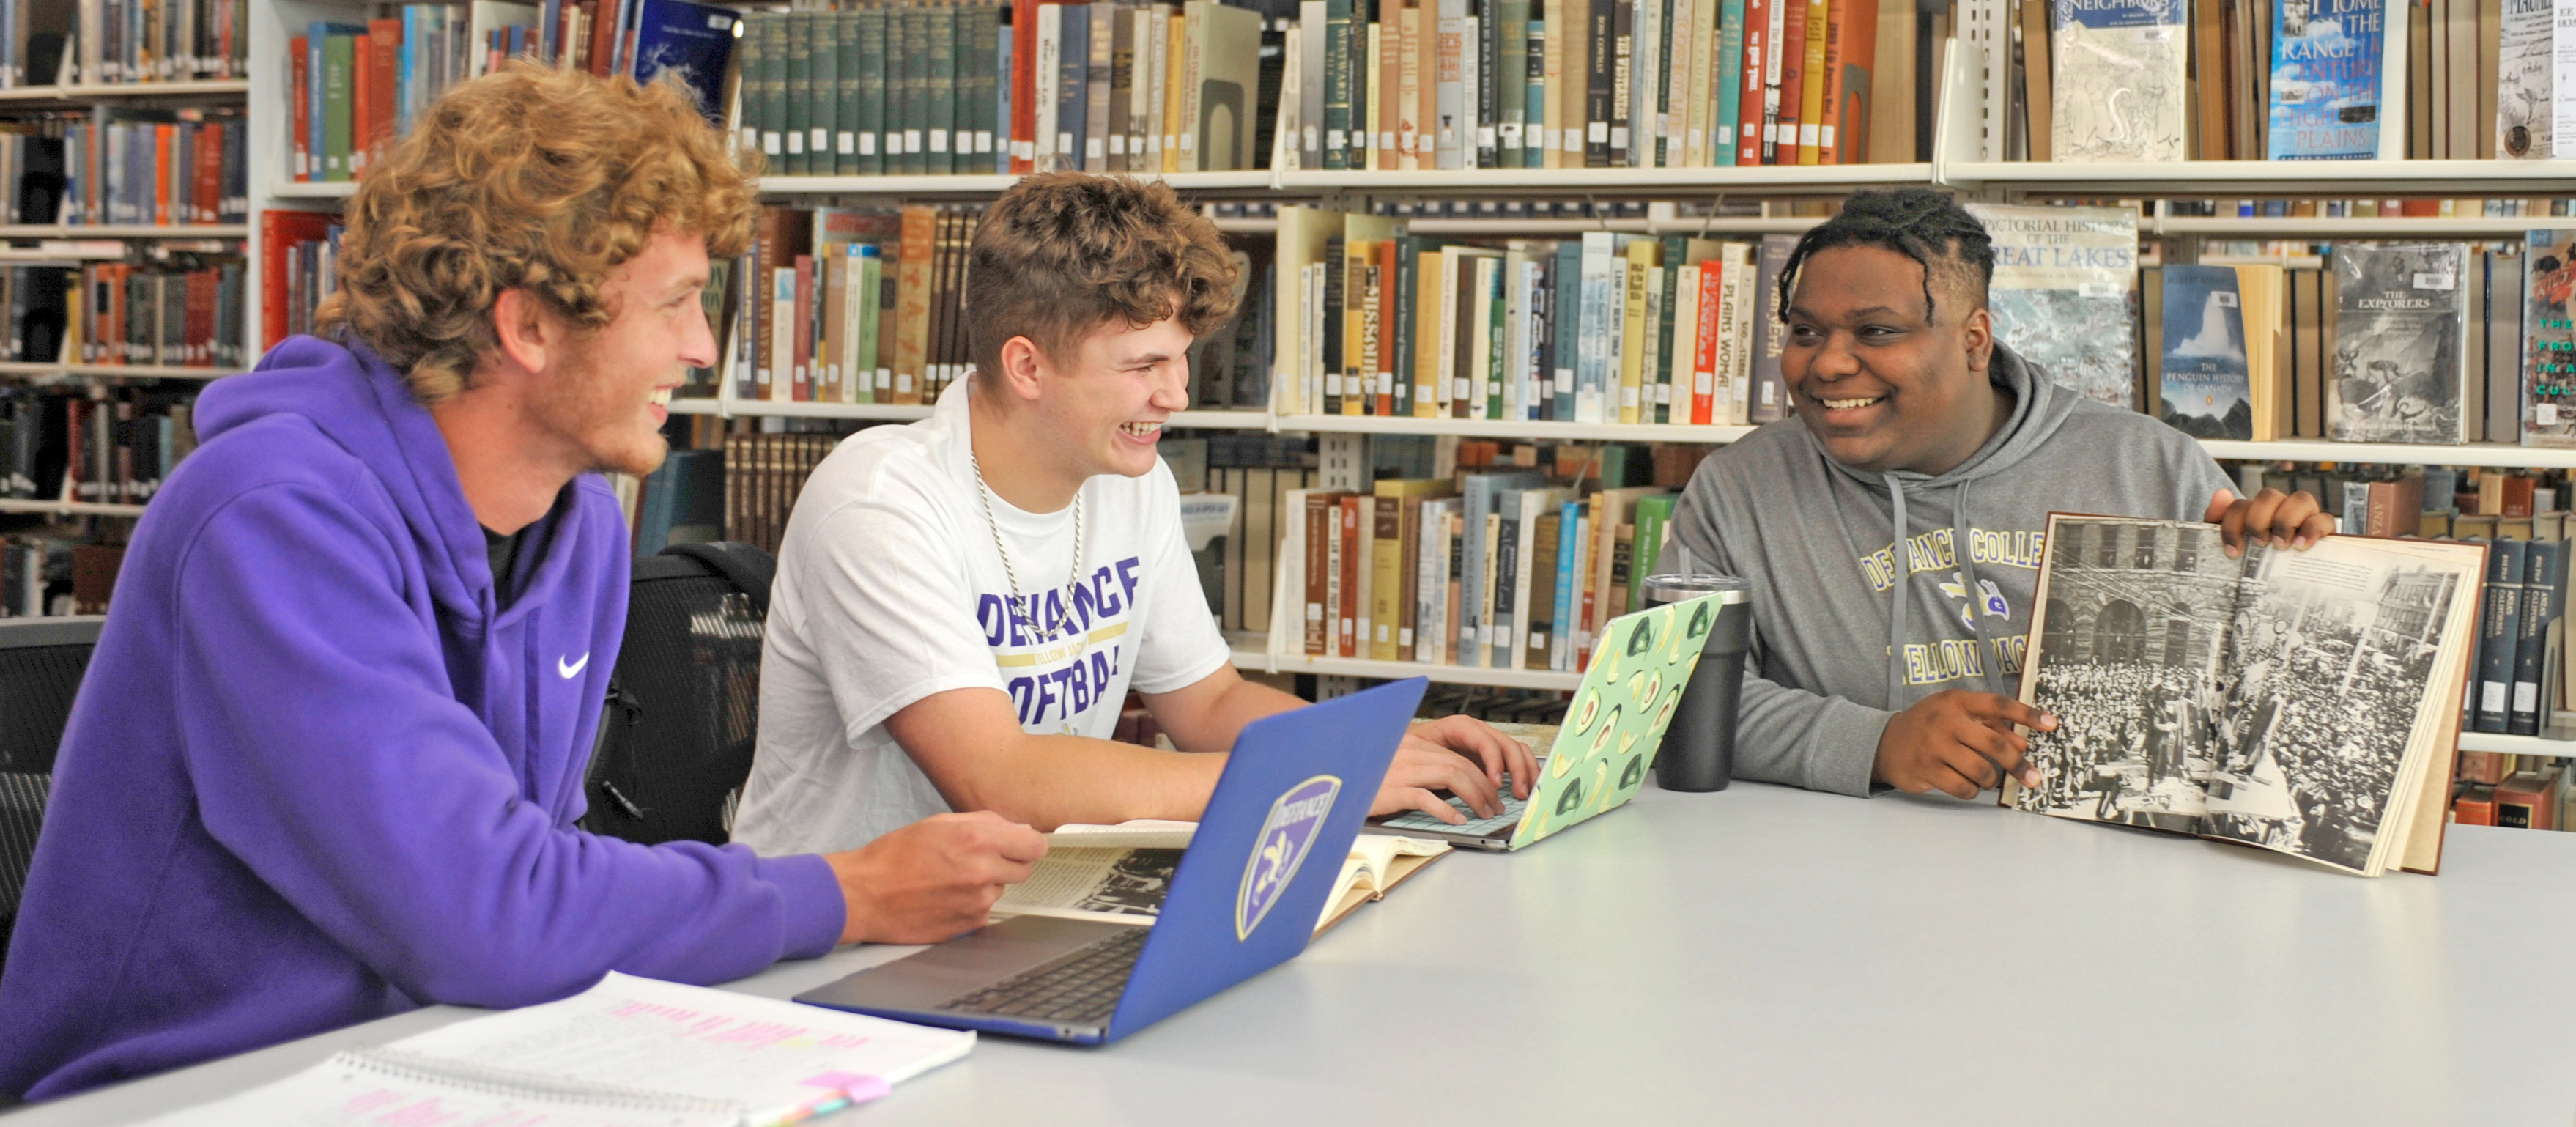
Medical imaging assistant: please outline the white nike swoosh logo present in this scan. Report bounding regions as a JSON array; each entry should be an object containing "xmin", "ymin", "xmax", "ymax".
[{"xmin": 558, "ymin": 653, "xmax": 590, "ymax": 679}]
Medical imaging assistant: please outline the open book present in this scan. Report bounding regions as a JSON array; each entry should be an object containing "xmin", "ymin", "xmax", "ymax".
[
  {"xmin": 2002, "ymin": 516, "xmax": 2485, "ymax": 876},
  {"xmin": 995, "ymin": 820, "xmax": 1451, "ymax": 934},
  {"xmin": 144, "ymin": 972, "xmax": 973, "ymax": 1126}
]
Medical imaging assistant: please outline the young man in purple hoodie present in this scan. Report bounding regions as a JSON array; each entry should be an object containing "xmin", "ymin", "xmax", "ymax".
[{"xmin": 0, "ymin": 68, "xmax": 1046, "ymax": 1102}]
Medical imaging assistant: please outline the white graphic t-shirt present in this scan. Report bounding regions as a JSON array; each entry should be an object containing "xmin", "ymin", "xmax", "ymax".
[{"xmin": 730, "ymin": 382, "xmax": 1232, "ymax": 855}]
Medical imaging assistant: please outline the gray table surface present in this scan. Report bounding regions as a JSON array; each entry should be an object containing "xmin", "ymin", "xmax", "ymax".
[{"xmin": 11, "ymin": 782, "xmax": 2575, "ymax": 1126}]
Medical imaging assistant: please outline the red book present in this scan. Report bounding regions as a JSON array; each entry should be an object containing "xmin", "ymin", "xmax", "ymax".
[
  {"xmin": 1822, "ymin": 0, "xmax": 1877, "ymax": 163},
  {"xmin": 350, "ymin": 39, "xmax": 372, "ymax": 179},
  {"xmin": 1375, "ymin": 239, "xmax": 1399, "ymax": 415},
  {"xmin": 1340, "ymin": 495, "xmax": 1362, "ymax": 657},
  {"xmin": 1010, "ymin": 0, "xmax": 1039, "ymax": 172},
  {"xmin": 588, "ymin": 0, "xmax": 622, "ymax": 77},
  {"xmin": 1772, "ymin": 0, "xmax": 1805, "ymax": 166},
  {"xmin": 791, "ymin": 254, "xmax": 815, "ymax": 402},
  {"xmin": 197, "ymin": 122, "xmax": 224, "ymax": 224},
  {"xmin": 2494, "ymin": 769, "xmax": 2563, "ymax": 829},
  {"xmin": 259, "ymin": 210, "xmax": 338, "ymax": 351},
  {"xmin": 369, "ymin": 20, "xmax": 403, "ymax": 160},
  {"xmin": 1690, "ymin": 259, "xmax": 1720, "ymax": 424},
  {"xmin": 1736, "ymin": 0, "xmax": 1768, "ymax": 165},
  {"xmin": 153, "ymin": 125, "xmax": 173, "ymax": 226},
  {"xmin": 290, "ymin": 36, "xmax": 311, "ymax": 182}
]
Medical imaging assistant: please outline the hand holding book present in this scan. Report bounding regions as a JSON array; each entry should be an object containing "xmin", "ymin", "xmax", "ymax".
[{"xmin": 2204, "ymin": 487, "xmax": 2338, "ymax": 557}]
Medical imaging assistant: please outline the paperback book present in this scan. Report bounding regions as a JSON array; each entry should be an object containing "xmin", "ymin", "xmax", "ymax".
[
  {"xmin": 2524, "ymin": 230, "xmax": 2576, "ymax": 446},
  {"xmin": 2049, "ymin": 0, "xmax": 2188, "ymax": 161},
  {"xmin": 2156, "ymin": 264, "xmax": 2254, "ymax": 438},
  {"xmin": 2007, "ymin": 515, "xmax": 2484, "ymax": 876},
  {"xmin": 1969, "ymin": 203, "xmax": 2140, "ymax": 410},
  {"xmin": 2497, "ymin": 0, "xmax": 2555, "ymax": 157},
  {"xmin": 2327, "ymin": 242, "xmax": 2469, "ymax": 444},
  {"xmin": 2265, "ymin": 0, "xmax": 2399, "ymax": 159}
]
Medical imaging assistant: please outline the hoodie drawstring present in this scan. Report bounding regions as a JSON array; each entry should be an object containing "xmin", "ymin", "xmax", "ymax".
[
  {"xmin": 1955, "ymin": 480, "xmax": 2003, "ymax": 695},
  {"xmin": 1884, "ymin": 473, "xmax": 1909, "ymax": 704},
  {"xmin": 1884, "ymin": 476, "xmax": 2005, "ymax": 703}
]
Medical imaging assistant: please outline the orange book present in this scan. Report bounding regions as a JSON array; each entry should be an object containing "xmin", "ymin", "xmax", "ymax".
[
  {"xmin": 153, "ymin": 125, "xmax": 174, "ymax": 226},
  {"xmin": 368, "ymin": 20, "xmax": 403, "ymax": 160},
  {"xmin": 2453, "ymin": 784, "xmax": 2498, "ymax": 825},
  {"xmin": 1375, "ymin": 239, "xmax": 1399, "ymax": 415},
  {"xmin": 892, "ymin": 204, "xmax": 936, "ymax": 404},
  {"xmin": 350, "ymin": 37, "xmax": 371, "ymax": 179},
  {"xmin": 1822, "ymin": 0, "xmax": 1878, "ymax": 163},
  {"xmin": 1689, "ymin": 259, "xmax": 1720, "ymax": 424}
]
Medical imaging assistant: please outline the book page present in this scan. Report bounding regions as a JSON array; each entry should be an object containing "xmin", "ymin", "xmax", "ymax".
[
  {"xmin": 2198, "ymin": 536, "xmax": 2485, "ymax": 874},
  {"xmin": 391, "ymin": 972, "xmax": 973, "ymax": 1117},
  {"xmin": 2013, "ymin": 516, "xmax": 2235, "ymax": 833},
  {"xmin": 136, "ymin": 1049, "xmax": 736, "ymax": 1127},
  {"xmin": 991, "ymin": 846, "xmax": 1184, "ymax": 923}
]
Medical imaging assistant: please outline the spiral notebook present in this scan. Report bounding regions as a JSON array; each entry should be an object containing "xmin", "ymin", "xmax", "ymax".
[{"xmin": 143, "ymin": 972, "xmax": 975, "ymax": 1126}]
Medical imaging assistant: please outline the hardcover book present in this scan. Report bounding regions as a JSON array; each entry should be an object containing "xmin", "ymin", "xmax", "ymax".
[
  {"xmin": 1969, "ymin": 203, "xmax": 2141, "ymax": 410},
  {"xmin": 2523, "ymin": 229, "xmax": 2576, "ymax": 446},
  {"xmin": 2049, "ymin": 0, "xmax": 2187, "ymax": 160},
  {"xmin": 2007, "ymin": 514, "xmax": 2484, "ymax": 876},
  {"xmin": 2327, "ymin": 241, "xmax": 2468, "ymax": 444},
  {"xmin": 2265, "ymin": 0, "xmax": 2399, "ymax": 159},
  {"xmin": 2157, "ymin": 264, "xmax": 2254, "ymax": 439}
]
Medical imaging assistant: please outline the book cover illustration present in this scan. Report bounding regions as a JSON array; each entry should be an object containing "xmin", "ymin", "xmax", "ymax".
[
  {"xmin": 1509, "ymin": 591, "xmax": 1714, "ymax": 846},
  {"xmin": 2328, "ymin": 242, "xmax": 2467, "ymax": 444},
  {"xmin": 2265, "ymin": 0, "xmax": 2392, "ymax": 159},
  {"xmin": 2013, "ymin": 516, "xmax": 2481, "ymax": 876},
  {"xmin": 631, "ymin": 0, "xmax": 741, "ymax": 125},
  {"xmin": 1969, "ymin": 203, "xmax": 2140, "ymax": 410},
  {"xmin": 2049, "ymin": 0, "xmax": 2188, "ymax": 162},
  {"xmin": 2156, "ymin": 265, "xmax": 2254, "ymax": 438},
  {"xmin": 2496, "ymin": 0, "xmax": 2553, "ymax": 157},
  {"xmin": 2523, "ymin": 230, "xmax": 2576, "ymax": 446}
]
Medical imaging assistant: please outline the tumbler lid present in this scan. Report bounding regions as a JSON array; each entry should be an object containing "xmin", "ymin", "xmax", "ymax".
[{"xmin": 1640, "ymin": 573, "xmax": 1750, "ymax": 605}]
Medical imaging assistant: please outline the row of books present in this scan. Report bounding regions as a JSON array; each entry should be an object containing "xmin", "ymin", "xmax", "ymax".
[
  {"xmin": 2451, "ymin": 759, "xmax": 2569, "ymax": 827},
  {"xmin": 70, "ymin": 259, "xmax": 243, "ymax": 369},
  {"xmin": 258, "ymin": 209, "xmax": 336, "ymax": 351},
  {"xmin": 2016, "ymin": 0, "xmax": 2576, "ymax": 163},
  {"xmin": 1279, "ymin": 0, "xmax": 1916, "ymax": 171},
  {"xmin": 0, "ymin": 385, "xmax": 196, "ymax": 505},
  {"xmin": 1273, "ymin": 206, "xmax": 1802, "ymax": 424},
  {"xmin": 721, "ymin": 204, "xmax": 977, "ymax": 405},
  {"xmin": 734, "ymin": 4, "xmax": 1006, "ymax": 177},
  {"xmin": 0, "ymin": 0, "xmax": 248, "ymax": 87},
  {"xmin": 62, "ymin": 110, "xmax": 245, "ymax": 226}
]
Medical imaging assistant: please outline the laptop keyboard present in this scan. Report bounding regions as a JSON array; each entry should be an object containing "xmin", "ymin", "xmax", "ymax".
[
  {"xmin": 939, "ymin": 925, "xmax": 1150, "ymax": 1027},
  {"xmin": 1376, "ymin": 787, "xmax": 1529, "ymax": 836}
]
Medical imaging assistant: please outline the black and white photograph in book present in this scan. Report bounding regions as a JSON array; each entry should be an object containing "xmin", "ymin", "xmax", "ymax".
[
  {"xmin": 2012, "ymin": 515, "xmax": 2485, "ymax": 876},
  {"xmin": 1068, "ymin": 849, "xmax": 1183, "ymax": 917},
  {"xmin": 2014, "ymin": 518, "xmax": 2237, "ymax": 833},
  {"xmin": 2194, "ymin": 546, "xmax": 2463, "ymax": 872},
  {"xmin": 2326, "ymin": 242, "xmax": 2469, "ymax": 446}
]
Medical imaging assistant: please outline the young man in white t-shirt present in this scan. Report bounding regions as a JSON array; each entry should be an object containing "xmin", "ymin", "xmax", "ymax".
[{"xmin": 733, "ymin": 174, "xmax": 1537, "ymax": 854}]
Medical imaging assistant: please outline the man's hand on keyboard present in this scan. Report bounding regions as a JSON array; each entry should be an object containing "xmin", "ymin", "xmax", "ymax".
[{"xmin": 1369, "ymin": 715, "xmax": 1541, "ymax": 825}]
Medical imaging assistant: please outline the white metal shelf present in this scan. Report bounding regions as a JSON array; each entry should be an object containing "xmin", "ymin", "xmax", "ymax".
[
  {"xmin": 0, "ymin": 78, "xmax": 248, "ymax": 102},
  {"xmin": 2199, "ymin": 439, "xmax": 2576, "ymax": 469},
  {"xmin": 1273, "ymin": 163, "xmax": 1936, "ymax": 196},
  {"xmin": 2149, "ymin": 215, "xmax": 2576, "ymax": 237},
  {"xmin": 1276, "ymin": 413, "xmax": 1758, "ymax": 443},
  {"xmin": 0, "ymin": 362, "xmax": 238, "ymax": 380},
  {"xmin": 1232, "ymin": 650, "xmax": 1580, "ymax": 690},
  {"xmin": 0, "ymin": 223, "xmax": 248, "ymax": 238},
  {"xmin": 0, "ymin": 498, "xmax": 147, "ymax": 517},
  {"xmin": 2459, "ymin": 731, "xmax": 2576, "ymax": 758},
  {"xmin": 266, "ymin": 181, "xmax": 358, "ymax": 200},
  {"xmin": 1949, "ymin": 158, "xmax": 2576, "ymax": 196},
  {"xmin": 759, "ymin": 171, "xmax": 1277, "ymax": 196}
]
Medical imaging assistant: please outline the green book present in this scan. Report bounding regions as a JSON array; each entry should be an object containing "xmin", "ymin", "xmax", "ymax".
[
  {"xmin": 855, "ymin": 7, "xmax": 887, "ymax": 176},
  {"xmin": 1498, "ymin": 0, "xmax": 1528, "ymax": 168},
  {"xmin": 1485, "ymin": 256, "xmax": 1506, "ymax": 419},
  {"xmin": 1322, "ymin": 0, "xmax": 1351, "ymax": 169},
  {"xmin": 855, "ymin": 245, "xmax": 882, "ymax": 402},
  {"xmin": 762, "ymin": 14, "xmax": 789, "ymax": 171},
  {"xmin": 812, "ymin": 10, "xmax": 841, "ymax": 175},
  {"xmin": 928, "ymin": 3, "xmax": 958, "ymax": 175},
  {"xmin": 969, "ymin": 3, "xmax": 1001, "ymax": 171},
  {"xmin": 1627, "ymin": 494, "xmax": 1676, "ymax": 612},
  {"xmin": 734, "ymin": 14, "xmax": 766, "ymax": 159},
  {"xmin": 836, "ymin": 10, "xmax": 863, "ymax": 174},
  {"xmin": 322, "ymin": 33, "xmax": 357, "ymax": 182},
  {"xmin": 784, "ymin": 11, "xmax": 813, "ymax": 175},
  {"xmin": 899, "ymin": 5, "xmax": 927, "ymax": 175}
]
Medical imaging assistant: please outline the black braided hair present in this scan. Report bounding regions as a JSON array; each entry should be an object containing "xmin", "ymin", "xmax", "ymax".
[{"xmin": 1777, "ymin": 188, "xmax": 1994, "ymax": 327}]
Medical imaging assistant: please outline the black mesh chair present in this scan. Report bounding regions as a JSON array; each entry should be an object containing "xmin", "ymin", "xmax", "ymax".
[
  {"xmin": 580, "ymin": 544, "xmax": 774, "ymax": 847},
  {"xmin": 0, "ymin": 616, "xmax": 102, "ymax": 974}
]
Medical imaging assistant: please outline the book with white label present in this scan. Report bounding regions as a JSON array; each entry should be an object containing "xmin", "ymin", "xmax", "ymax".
[{"xmin": 139, "ymin": 973, "xmax": 974, "ymax": 1126}]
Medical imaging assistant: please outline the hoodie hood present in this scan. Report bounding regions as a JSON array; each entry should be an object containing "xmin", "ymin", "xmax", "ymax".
[{"xmin": 197, "ymin": 335, "xmax": 556, "ymax": 623}]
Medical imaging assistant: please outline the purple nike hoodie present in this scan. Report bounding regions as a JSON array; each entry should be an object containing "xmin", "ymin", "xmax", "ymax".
[{"xmin": 0, "ymin": 336, "xmax": 844, "ymax": 1101}]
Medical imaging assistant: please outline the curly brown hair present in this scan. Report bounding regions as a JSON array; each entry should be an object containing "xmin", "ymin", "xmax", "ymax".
[
  {"xmin": 318, "ymin": 64, "xmax": 760, "ymax": 404},
  {"xmin": 966, "ymin": 173, "xmax": 1238, "ymax": 381}
]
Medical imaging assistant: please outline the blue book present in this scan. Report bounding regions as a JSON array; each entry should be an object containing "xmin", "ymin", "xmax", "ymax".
[
  {"xmin": 1713, "ymin": 0, "xmax": 1745, "ymax": 165},
  {"xmin": 1552, "ymin": 240, "xmax": 1581, "ymax": 420},
  {"xmin": 630, "ymin": 0, "xmax": 739, "ymax": 126},
  {"xmin": 2155, "ymin": 265, "xmax": 2253, "ymax": 440},
  {"xmin": 399, "ymin": 7, "xmax": 420, "ymax": 136},
  {"xmin": 2265, "ymin": 0, "xmax": 2395, "ymax": 159},
  {"xmin": 1055, "ymin": 4, "xmax": 1089, "ymax": 173},
  {"xmin": 1552, "ymin": 499, "xmax": 1583, "ymax": 669},
  {"xmin": 538, "ymin": 0, "xmax": 560, "ymax": 62}
]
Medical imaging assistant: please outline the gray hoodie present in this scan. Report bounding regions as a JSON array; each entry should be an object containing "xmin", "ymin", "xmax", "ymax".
[{"xmin": 1656, "ymin": 343, "xmax": 2233, "ymax": 797}]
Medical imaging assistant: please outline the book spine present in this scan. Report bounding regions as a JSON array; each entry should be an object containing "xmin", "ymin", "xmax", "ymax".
[
  {"xmin": 2478, "ymin": 537, "xmax": 2526, "ymax": 733},
  {"xmin": 2512, "ymin": 538, "xmax": 2561, "ymax": 734}
]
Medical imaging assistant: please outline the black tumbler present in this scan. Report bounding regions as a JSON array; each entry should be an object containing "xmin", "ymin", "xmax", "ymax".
[{"xmin": 1640, "ymin": 574, "xmax": 1753, "ymax": 792}]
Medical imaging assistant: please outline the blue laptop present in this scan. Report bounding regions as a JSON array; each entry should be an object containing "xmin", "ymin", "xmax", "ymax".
[{"xmin": 793, "ymin": 677, "xmax": 1429, "ymax": 1044}]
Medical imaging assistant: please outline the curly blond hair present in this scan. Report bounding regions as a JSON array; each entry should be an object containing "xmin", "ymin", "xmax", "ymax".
[
  {"xmin": 966, "ymin": 173, "xmax": 1239, "ymax": 380},
  {"xmin": 318, "ymin": 64, "xmax": 760, "ymax": 404}
]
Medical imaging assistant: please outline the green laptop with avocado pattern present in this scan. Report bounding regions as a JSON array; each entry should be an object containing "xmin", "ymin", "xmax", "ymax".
[{"xmin": 1506, "ymin": 591, "xmax": 1722, "ymax": 849}]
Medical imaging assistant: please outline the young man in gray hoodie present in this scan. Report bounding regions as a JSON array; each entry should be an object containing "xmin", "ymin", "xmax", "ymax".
[{"xmin": 1659, "ymin": 190, "xmax": 2335, "ymax": 802}]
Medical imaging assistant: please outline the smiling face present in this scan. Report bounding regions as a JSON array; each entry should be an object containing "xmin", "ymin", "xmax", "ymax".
[
  {"xmin": 1782, "ymin": 243, "xmax": 2004, "ymax": 477},
  {"xmin": 526, "ymin": 229, "xmax": 716, "ymax": 478},
  {"xmin": 1024, "ymin": 314, "xmax": 1196, "ymax": 481}
]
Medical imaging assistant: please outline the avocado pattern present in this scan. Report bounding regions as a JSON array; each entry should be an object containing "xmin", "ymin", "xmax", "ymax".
[{"xmin": 1510, "ymin": 591, "xmax": 1723, "ymax": 847}]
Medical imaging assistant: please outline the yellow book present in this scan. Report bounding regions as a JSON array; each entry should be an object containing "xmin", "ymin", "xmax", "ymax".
[
  {"xmin": 2232, "ymin": 263, "xmax": 2287, "ymax": 442},
  {"xmin": 1413, "ymin": 248, "xmax": 1446, "ymax": 416},
  {"xmin": 1619, "ymin": 240, "xmax": 1659, "ymax": 424},
  {"xmin": 1397, "ymin": 2, "xmax": 1423, "ymax": 167},
  {"xmin": 1345, "ymin": 238, "xmax": 1377, "ymax": 415},
  {"xmin": 1161, "ymin": 11, "xmax": 1186, "ymax": 173},
  {"xmin": 1371, "ymin": 477, "xmax": 1452, "ymax": 660},
  {"xmin": 1796, "ymin": 0, "xmax": 1830, "ymax": 164}
]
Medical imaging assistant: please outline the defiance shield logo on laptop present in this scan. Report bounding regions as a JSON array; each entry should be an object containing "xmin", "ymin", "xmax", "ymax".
[{"xmin": 1236, "ymin": 775, "xmax": 1340, "ymax": 940}]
